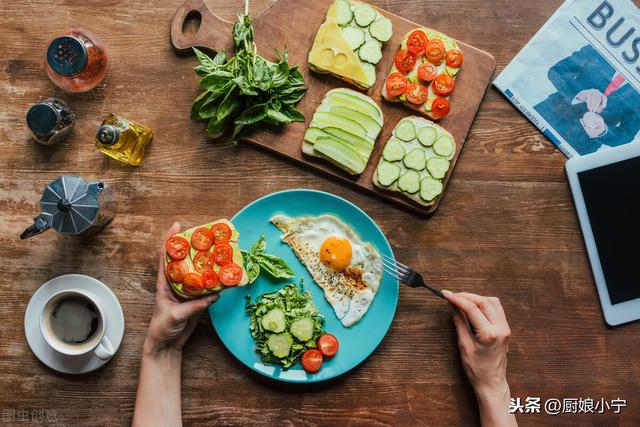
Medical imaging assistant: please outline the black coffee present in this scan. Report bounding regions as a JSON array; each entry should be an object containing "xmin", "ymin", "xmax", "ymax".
[{"xmin": 49, "ymin": 296, "xmax": 99, "ymax": 344}]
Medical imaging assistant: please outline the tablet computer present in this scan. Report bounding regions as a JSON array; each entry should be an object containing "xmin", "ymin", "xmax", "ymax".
[{"xmin": 566, "ymin": 143, "xmax": 640, "ymax": 326}]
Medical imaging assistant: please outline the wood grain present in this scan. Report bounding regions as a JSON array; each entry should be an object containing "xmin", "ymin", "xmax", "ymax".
[
  {"xmin": 1, "ymin": 0, "xmax": 639, "ymax": 426},
  {"xmin": 170, "ymin": 0, "xmax": 495, "ymax": 214}
]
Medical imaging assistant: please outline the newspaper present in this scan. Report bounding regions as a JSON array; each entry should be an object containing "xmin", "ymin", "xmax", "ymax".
[{"xmin": 494, "ymin": 0, "xmax": 640, "ymax": 158}]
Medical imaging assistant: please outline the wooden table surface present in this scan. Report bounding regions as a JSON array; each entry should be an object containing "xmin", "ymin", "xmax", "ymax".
[{"xmin": 1, "ymin": 0, "xmax": 639, "ymax": 426}]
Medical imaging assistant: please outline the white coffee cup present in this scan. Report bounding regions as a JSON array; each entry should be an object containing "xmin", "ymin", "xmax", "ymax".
[{"xmin": 40, "ymin": 288, "xmax": 115, "ymax": 360}]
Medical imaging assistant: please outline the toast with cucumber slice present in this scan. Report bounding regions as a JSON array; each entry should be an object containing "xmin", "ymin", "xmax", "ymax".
[
  {"xmin": 164, "ymin": 219, "xmax": 248, "ymax": 298},
  {"xmin": 373, "ymin": 117, "xmax": 456, "ymax": 206},
  {"xmin": 308, "ymin": 0, "xmax": 393, "ymax": 89}
]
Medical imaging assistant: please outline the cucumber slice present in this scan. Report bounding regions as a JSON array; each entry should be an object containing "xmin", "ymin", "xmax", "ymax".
[
  {"xmin": 336, "ymin": 0, "xmax": 353, "ymax": 25},
  {"xmin": 353, "ymin": 3, "xmax": 376, "ymax": 26},
  {"xmin": 433, "ymin": 135, "xmax": 455, "ymax": 158},
  {"xmin": 290, "ymin": 317, "xmax": 314, "ymax": 342},
  {"xmin": 398, "ymin": 170, "xmax": 421, "ymax": 194},
  {"xmin": 342, "ymin": 26, "xmax": 365, "ymax": 51},
  {"xmin": 382, "ymin": 137, "xmax": 405, "ymax": 161},
  {"xmin": 327, "ymin": 90, "xmax": 381, "ymax": 120},
  {"xmin": 304, "ymin": 126, "xmax": 329, "ymax": 145},
  {"xmin": 420, "ymin": 176, "xmax": 443, "ymax": 202},
  {"xmin": 403, "ymin": 148, "xmax": 426, "ymax": 171},
  {"xmin": 261, "ymin": 308, "xmax": 286, "ymax": 333},
  {"xmin": 358, "ymin": 40, "xmax": 382, "ymax": 64},
  {"xmin": 323, "ymin": 126, "xmax": 373, "ymax": 157},
  {"xmin": 376, "ymin": 161, "xmax": 401, "ymax": 186},
  {"xmin": 330, "ymin": 106, "xmax": 381, "ymax": 140},
  {"xmin": 427, "ymin": 157, "xmax": 450, "ymax": 179},
  {"xmin": 369, "ymin": 17, "xmax": 392, "ymax": 42},
  {"xmin": 314, "ymin": 136, "xmax": 366, "ymax": 174},
  {"xmin": 267, "ymin": 333, "xmax": 293, "ymax": 358},
  {"xmin": 311, "ymin": 111, "xmax": 367, "ymax": 138},
  {"xmin": 417, "ymin": 126, "xmax": 437, "ymax": 147},
  {"xmin": 395, "ymin": 119, "xmax": 416, "ymax": 141},
  {"xmin": 361, "ymin": 62, "xmax": 376, "ymax": 87}
]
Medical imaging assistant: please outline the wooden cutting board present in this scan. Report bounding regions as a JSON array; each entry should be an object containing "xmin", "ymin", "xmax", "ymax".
[{"xmin": 171, "ymin": 0, "xmax": 495, "ymax": 215}]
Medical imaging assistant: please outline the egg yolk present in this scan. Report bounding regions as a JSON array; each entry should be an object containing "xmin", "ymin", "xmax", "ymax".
[{"xmin": 320, "ymin": 236, "xmax": 352, "ymax": 270}]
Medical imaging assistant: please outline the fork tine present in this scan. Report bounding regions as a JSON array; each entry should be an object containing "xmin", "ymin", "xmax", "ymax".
[
  {"xmin": 378, "ymin": 255, "xmax": 410, "ymax": 274},
  {"xmin": 375, "ymin": 258, "xmax": 408, "ymax": 281},
  {"xmin": 381, "ymin": 253, "xmax": 410, "ymax": 271}
]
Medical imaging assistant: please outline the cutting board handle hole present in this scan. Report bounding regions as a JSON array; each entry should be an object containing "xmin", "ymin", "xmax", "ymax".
[{"xmin": 182, "ymin": 10, "xmax": 202, "ymax": 39}]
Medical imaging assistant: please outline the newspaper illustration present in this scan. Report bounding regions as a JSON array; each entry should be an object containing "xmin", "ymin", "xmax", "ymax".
[{"xmin": 494, "ymin": 0, "xmax": 640, "ymax": 158}]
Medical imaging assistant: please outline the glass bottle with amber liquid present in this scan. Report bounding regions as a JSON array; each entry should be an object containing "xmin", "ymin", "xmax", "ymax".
[{"xmin": 95, "ymin": 114, "xmax": 152, "ymax": 166}]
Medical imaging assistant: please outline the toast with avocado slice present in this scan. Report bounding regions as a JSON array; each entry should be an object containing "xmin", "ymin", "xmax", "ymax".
[{"xmin": 164, "ymin": 219, "xmax": 248, "ymax": 298}]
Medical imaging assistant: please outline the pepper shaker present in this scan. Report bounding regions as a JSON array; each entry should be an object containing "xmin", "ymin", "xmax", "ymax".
[{"xmin": 26, "ymin": 98, "xmax": 75, "ymax": 145}]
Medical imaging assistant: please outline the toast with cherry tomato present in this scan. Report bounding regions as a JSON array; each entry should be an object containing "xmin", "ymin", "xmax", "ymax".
[
  {"xmin": 382, "ymin": 28, "xmax": 463, "ymax": 120},
  {"xmin": 164, "ymin": 219, "xmax": 248, "ymax": 298}
]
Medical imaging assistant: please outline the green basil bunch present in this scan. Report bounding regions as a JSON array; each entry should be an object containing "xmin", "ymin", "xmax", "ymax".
[{"xmin": 241, "ymin": 235, "xmax": 294, "ymax": 283}]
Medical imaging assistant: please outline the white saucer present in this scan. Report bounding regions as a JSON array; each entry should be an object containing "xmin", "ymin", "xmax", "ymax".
[{"xmin": 24, "ymin": 274, "xmax": 125, "ymax": 374}]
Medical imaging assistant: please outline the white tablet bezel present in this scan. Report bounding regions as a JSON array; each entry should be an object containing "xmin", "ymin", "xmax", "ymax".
[{"xmin": 566, "ymin": 143, "xmax": 640, "ymax": 326}]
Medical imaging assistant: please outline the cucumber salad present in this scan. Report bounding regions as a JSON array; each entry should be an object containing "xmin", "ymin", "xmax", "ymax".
[{"xmin": 246, "ymin": 282, "xmax": 339, "ymax": 371}]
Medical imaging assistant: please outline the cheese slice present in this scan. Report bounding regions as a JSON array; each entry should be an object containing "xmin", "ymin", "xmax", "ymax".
[{"xmin": 308, "ymin": 2, "xmax": 369, "ymax": 85}]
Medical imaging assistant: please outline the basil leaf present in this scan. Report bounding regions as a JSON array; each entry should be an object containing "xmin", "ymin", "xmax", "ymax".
[
  {"xmin": 280, "ymin": 105, "xmax": 305, "ymax": 122},
  {"xmin": 266, "ymin": 108, "xmax": 291, "ymax": 124},
  {"xmin": 246, "ymin": 258, "xmax": 260, "ymax": 284},
  {"xmin": 256, "ymin": 254, "xmax": 294, "ymax": 279},
  {"xmin": 250, "ymin": 234, "xmax": 267, "ymax": 254}
]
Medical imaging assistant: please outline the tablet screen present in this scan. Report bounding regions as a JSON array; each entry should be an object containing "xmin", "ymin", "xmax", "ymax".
[{"xmin": 578, "ymin": 156, "xmax": 640, "ymax": 305}]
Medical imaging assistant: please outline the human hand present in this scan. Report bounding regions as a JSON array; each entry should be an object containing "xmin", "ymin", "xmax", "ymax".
[
  {"xmin": 575, "ymin": 88, "xmax": 607, "ymax": 113},
  {"xmin": 580, "ymin": 111, "xmax": 606, "ymax": 138},
  {"xmin": 443, "ymin": 291, "xmax": 517, "ymax": 427},
  {"xmin": 144, "ymin": 222, "xmax": 219, "ymax": 355}
]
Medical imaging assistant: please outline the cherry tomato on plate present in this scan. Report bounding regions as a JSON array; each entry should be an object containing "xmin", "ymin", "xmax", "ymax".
[
  {"xmin": 165, "ymin": 260, "xmax": 188, "ymax": 283},
  {"xmin": 417, "ymin": 63, "xmax": 437, "ymax": 83},
  {"xmin": 193, "ymin": 250, "xmax": 215, "ymax": 273},
  {"xmin": 446, "ymin": 48, "xmax": 464, "ymax": 68},
  {"xmin": 212, "ymin": 243, "xmax": 234, "ymax": 266},
  {"xmin": 405, "ymin": 82, "xmax": 428, "ymax": 105},
  {"xmin": 407, "ymin": 30, "xmax": 428, "ymax": 55},
  {"xmin": 394, "ymin": 49, "xmax": 417, "ymax": 73},
  {"xmin": 166, "ymin": 236, "xmax": 189, "ymax": 260},
  {"xmin": 211, "ymin": 223, "xmax": 232, "ymax": 244},
  {"xmin": 182, "ymin": 273, "xmax": 203, "ymax": 296},
  {"xmin": 201, "ymin": 270, "xmax": 220, "ymax": 289},
  {"xmin": 317, "ymin": 333, "xmax": 339, "ymax": 357},
  {"xmin": 425, "ymin": 39, "xmax": 446, "ymax": 64},
  {"xmin": 432, "ymin": 74, "xmax": 455, "ymax": 96},
  {"xmin": 385, "ymin": 72, "xmax": 408, "ymax": 97},
  {"xmin": 191, "ymin": 227, "xmax": 214, "ymax": 251},
  {"xmin": 432, "ymin": 97, "xmax": 451, "ymax": 118},
  {"xmin": 301, "ymin": 349, "xmax": 323, "ymax": 373},
  {"xmin": 219, "ymin": 263, "xmax": 243, "ymax": 286}
]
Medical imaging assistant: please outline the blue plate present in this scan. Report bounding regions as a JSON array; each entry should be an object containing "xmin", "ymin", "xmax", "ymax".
[{"xmin": 209, "ymin": 189, "xmax": 398, "ymax": 383}]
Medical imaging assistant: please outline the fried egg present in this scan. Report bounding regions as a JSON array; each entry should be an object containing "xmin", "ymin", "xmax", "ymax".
[{"xmin": 271, "ymin": 214, "xmax": 382, "ymax": 327}]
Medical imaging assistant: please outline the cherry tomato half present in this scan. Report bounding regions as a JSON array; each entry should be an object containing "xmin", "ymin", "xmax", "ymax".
[
  {"xmin": 182, "ymin": 273, "xmax": 203, "ymax": 296},
  {"xmin": 211, "ymin": 223, "xmax": 232, "ymax": 244},
  {"xmin": 191, "ymin": 227, "xmax": 213, "ymax": 251},
  {"xmin": 166, "ymin": 236, "xmax": 189, "ymax": 260},
  {"xmin": 394, "ymin": 49, "xmax": 417, "ymax": 73},
  {"xmin": 432, "ymin": 74, "xmax": 455, "ymax": 96},
  {"xmin": 432, "ymin": 97, "xmax": 451, "ymax": 118},
  {"xmin": 317, "ymin": 334, "xmax": 339, "ymax": 357},
  {"xmin": 193, "ymin": 250, "xmax": 215, "ymax": 273},
  {"xmin": 405, "ymin": 83, "xmax": 428, "ymax": 105},
  {"xmin": 425, "ymin": 39, "xmax": 446, "ymax": 64},
  {"xmin": 165, "ymin": 260, "xmax": 188, "ymax": 283},
  {"xmin": 201, "ymin": 270, "xmax": 220, "ymax": 289},
  {"xmin": 446, "ymin": 49, "xmax": 464, "ymax": 68},
  {"xmin": 385, "ymin": 72, "xmax": 408, "ymax": 97},
  {"xmin": 219, "ymin": 263, "xmax": 243, "ymax": 286},
  {"xmin": 407, "ymin": 30, "xmax": 428, "ymax": 55},
  {"xmin": 417, "ymin": 63, "xmax": 437, "ymax": 83},
  {"xmin": 212, "ymin": 243, "xmax": 233, "ymax": 266},
  {"xmin": 301, "ymin": 349, "xmax": 323, "ymax": 373}
]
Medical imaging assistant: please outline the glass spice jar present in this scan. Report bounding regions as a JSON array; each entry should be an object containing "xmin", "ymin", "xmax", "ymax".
[
  {"xmin": 26, "ymin": 98, "xmax": 76, "ymax": 145},
  {"xmin": 45, "ymin": 29, "xmax": 108, "ymax": 93},
  {"xmin": 95, "ymin": 113, "xmax": 153, "ymax": 166}
]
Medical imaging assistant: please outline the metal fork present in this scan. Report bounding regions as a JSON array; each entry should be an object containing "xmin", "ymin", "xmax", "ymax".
[{"xmin": 376, "ymin": 254, "xmax": 444, "ymax": 299}]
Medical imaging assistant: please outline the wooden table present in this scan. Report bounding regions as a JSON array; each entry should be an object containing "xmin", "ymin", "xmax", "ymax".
[{"xmin": 1, "ymin": 0, "xmax": 638, "ymax": 425}]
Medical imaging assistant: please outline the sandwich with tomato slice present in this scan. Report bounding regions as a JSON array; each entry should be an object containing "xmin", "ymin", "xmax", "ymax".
[
  {"xmin": 164, "ymin": 219, "xmax": 248, "ymax": 298},
  {"xmin": 382, "ymin": 27, "xmax": 463, "ymax": 120}
]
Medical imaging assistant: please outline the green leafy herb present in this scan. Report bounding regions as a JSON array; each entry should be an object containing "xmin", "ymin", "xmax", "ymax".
[
  {"xmin": 241, "ymin": 234, "xmax": 294, "ymax": 283},
  {"xmin": 190, "ymin": 0, "xmax": 307, "ymax": 143}
]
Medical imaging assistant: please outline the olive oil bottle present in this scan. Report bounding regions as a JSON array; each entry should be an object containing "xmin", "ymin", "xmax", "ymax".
[{"xmin": 95, "ymin": 114, "xmax": 152, "ymax": 166}]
